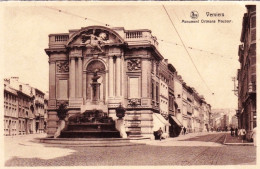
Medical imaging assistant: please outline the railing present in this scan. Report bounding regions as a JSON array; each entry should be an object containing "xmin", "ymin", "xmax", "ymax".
[
  {"xmin": 126, "ymin": 31, "xmax": 143, "ymax": 39},
  {"xmin": 125, "ymin": 30, "xmax": 159, "ymax": 48},
  {"xmin": 55, "ymin": 35, "xmax": 69, "ymax": 42},
  {"xmin": 49, "ymin": 34, "xmax": 69, "ymax": 48}
]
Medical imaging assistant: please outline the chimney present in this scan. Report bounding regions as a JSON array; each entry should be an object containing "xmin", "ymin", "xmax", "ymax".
[
  {"xmin": 11, "ymin": 77, "xmax": 19, "ymax": 81},
  {"xmin": 4, "ymin": 78, "xmax": 10, "ymax": 84},
  {"xmin": 19, "ymin": 85, "xmax": 22, "ymax": 91}
]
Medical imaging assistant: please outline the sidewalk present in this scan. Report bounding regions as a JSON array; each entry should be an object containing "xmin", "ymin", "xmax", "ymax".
[
  {"xmin": 223, "ymin": 133, "xmax": 254, "ymax": 146},
  {"xmin": 131, "ymin": 131, "xmax": 221, "ymax": 147},
  {"xmin": 173, "ymin": 131, "xmax": 216, "ymax": 141}
]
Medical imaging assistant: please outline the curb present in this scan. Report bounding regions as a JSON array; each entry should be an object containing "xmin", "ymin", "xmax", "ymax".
[
  {"xmin": 35, "ymin": 137, "xmax": 149, "ymax": 147},
  {"xmin": 42, "ymin": 143, "xmax": 145, "ymax": 147},
  {"xmin": 224, "ymin": 143, "xmax": 254, "ymax": 146},
  {"xmin": 223, "ymin": 134, "xmax": 254, "ymax": 146}
]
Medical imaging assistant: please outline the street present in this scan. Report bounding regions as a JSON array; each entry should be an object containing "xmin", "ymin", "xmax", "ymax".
[{"xmin": 4, "ymin": 132, "xmax": 256, "ymax": 166}]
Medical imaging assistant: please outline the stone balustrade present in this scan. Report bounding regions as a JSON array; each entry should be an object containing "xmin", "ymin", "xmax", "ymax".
[
  {"xmin": 125, "ymin": 30, "xmax": 159, "ymax": 48},
  {"xmin": 49, "ymin": 34, "xmax": 69, "ymax": 48},
  {"xmin": 48, "ymin": 30, "xmax": 159, "ymax": 49}
]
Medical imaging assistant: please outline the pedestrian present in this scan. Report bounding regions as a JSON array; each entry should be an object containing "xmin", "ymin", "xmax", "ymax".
[
  {"xmin": 230, "ymin": 127, "xmax": 234, "ymax": 136},
  {"xmin": 235, "ymin": 128, "xmax": 238, "ymax": 137},
  {"xmin": 183, "ymin": 127, "xmax": 186, "ymax": 135},
  {"xmin": 251, "ymin": 127, "xmax": 257, "ymax": 146},
  {"xmin": 157, "ymin": 127, "xmax": 163, "ymax": 141},
  {"xmin": 238, "ymin": 129, "xmax": 241, "ymax": 140},
  {"xmin": 241, "ymin": 129, "xmax": 246, "ymax": 143}
]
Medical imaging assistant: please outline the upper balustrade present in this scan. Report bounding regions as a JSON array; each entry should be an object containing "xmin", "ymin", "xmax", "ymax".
[
  {"xmin": 124, "ymin": 30, "xmax": 159, "ymax": 48},
  {"xmin": 48, "ymin": 33, "xmax": 69, "ymax": 48},
  {"xmin": 48, "ymin": 29, "xmax": 159, "ymax": 49}
]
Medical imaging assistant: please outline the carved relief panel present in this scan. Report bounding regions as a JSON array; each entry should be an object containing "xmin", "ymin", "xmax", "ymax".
[
  {"xmin": 127, "ymin": 59, "xmax": 141, "ymax": 71},
  {"xmin": 56, "ymin": 61, "xmax": 69, "ymax": 73}
]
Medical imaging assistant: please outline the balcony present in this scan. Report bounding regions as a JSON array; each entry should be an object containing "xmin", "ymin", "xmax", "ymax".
[
  {"xmin": 125, "ymin": 30, "xmax": 159, "ymax": 48},
  {"xmin": 48, "ymin": 34, "xmax": 69, "ymax": 48}
]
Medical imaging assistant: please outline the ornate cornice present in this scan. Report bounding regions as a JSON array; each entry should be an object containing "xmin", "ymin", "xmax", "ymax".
[{"xmin": 45, "ymin": 48, "xmax": 67, "ymax": 55}]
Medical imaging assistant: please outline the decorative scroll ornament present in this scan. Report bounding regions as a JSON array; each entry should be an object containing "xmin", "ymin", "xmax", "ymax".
[
  {"xmin": 128, "ymin": 98, "xmax": 141, "ymax": 107},
  {"xmin": 57, "ymin": 61, "xmax": 69, "ymax": 73},
  {"xmin": 127, "ymin": 59, "xmax": 141, "ymax": 71}
]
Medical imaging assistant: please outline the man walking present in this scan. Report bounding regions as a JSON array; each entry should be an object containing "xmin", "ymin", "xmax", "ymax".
[
  {"xmin": 157, "ymin": 127, "xmax": 163, "ymax": 141},
  {"xmin": 231, "ymin": 127, "xmax": 234, "ymax": 136},
  {"xmin": 183, "ymin": 127, "xmax": 186, "ymax": 135},
  {"xmin": 235, "ymin": 128, "xmax": 238, "ymax": 137}
]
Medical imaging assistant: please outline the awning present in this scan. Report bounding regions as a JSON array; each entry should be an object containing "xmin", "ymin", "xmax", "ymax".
[
  {"xmin": 154, "ymin": 113, "xmax": 171, "ymax": 126},
  {"xmin": 169, "ymin": 115, "xmax": 183, "ymax": 127}
]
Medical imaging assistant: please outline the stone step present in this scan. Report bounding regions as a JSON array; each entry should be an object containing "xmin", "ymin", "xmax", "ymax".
[
  {"xmin": 37, "ymin": 137, "xmax": 150, "ymax": 147},
  {"xmin": 67, "ymin": 123, "xmax": 116, "ymax": 131},
  {"xmin": 60, "ymin": 130, "xmax": 120, "ymax": 138},
  {"xmin": 42, "ymin": 142, "xmax": 145, "ymax": 147},
  {"xmin": 128, "ymin": 135, "xmax": 143, "ymax": 138},
  {"xmin": 40, "ymin": 138, "xmax": 130, "ymax": 144}
]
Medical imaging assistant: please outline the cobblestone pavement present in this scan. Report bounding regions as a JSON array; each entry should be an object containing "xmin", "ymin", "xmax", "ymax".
[{"xmin": 4, "ymin": 133, "xmax": 256, "ymax": 166}]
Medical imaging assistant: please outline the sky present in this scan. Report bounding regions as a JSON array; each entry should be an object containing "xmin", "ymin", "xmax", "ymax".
[{"xmin": 1, "ymin": 2, "xmax": 249, "ymax": 109}]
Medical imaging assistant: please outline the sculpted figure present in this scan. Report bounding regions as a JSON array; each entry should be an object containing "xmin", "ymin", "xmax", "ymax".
[
  {"xmin": 82, "ymin": 31, "xmax": 108, "ymax": 52},
  {"xmin": 92, "ymin": 69, "xmax": 101, "ymax": 83}
]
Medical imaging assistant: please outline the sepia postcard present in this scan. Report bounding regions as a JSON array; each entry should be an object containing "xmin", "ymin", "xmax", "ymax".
[{"xmin": 0, "ymin": 1, "xmax": 259, "ymax": 168}]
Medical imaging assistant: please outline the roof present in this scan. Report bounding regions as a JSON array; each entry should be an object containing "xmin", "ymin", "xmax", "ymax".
[{"xmin": 4, "ymin": 85, "xmax": 17, "ymax": 96}]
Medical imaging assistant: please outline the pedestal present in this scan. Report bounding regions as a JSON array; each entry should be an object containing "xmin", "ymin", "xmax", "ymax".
[
  {"xmin": 115, "ymin": 119, "xmax": 127, "ymax": 138},
  {"xmin": 91, "ymin": 82, "xmax": 101, "ymax": 102}
]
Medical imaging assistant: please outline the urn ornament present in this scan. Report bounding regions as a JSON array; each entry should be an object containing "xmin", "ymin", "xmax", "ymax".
[{"xmin": 116, "ymin": 104, "xmax": 126, "ymax": 119}]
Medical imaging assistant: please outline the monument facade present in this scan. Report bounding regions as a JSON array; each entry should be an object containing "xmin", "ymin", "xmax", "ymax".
[{"xmin": 45, "ymin": 26, "xmax": 164, "ymax": 138}]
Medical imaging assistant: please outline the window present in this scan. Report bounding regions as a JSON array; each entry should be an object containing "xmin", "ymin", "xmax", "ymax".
[
  {"xmin": 156, "ymin": 83, "xmax": 159, "ymax": 102},
  {"xmin": 156, "ymin": 62, "xmax": 159, "ymax": 76},
  {"xmin": 58, "ymin": 80, "xmax": 68, "ymax": 99},
  {"xmin": 129, "ymin": 77, "xmax": 139, "ymax": 98}
]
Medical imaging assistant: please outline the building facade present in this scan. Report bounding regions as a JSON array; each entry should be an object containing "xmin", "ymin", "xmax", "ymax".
[
  {"xmin": 4, "ymin": 80, "xmax": 19, "ymax": 136},
  {"xmin": 174, "ymin": 75, "xmax": 184, "ymax": 124},
  {"xmin": 45, "ymin": 25, "xmax": 212, "ymax": 138},
  {"xmin": 237, "ymin": 5, "xmax": 256, "ymax": 139},
  {"xmin": 33, "ymin": 88, "xmax": 45, "ymax": 133},
  {"xmin": 3, "ymin": 77, "xmax": 47, "ymax": 136}
]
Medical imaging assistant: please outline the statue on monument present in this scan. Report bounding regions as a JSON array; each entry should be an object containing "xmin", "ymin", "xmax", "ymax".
[
  {"xmin": 91, "ymin": 69, "xmax": 101, "ymax": 100},
  {"xmin": 81, "ymin": 30, "xmax": 108, "ymax": 53},
  {"xmin": 92, "ymin": 69, "xmax": 101, "ymax": 83}
]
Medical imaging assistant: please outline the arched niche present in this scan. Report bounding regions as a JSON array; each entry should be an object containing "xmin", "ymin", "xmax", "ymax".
[{"xmin": 85, "ymin": 60, "xmax": 107, "ymax": 103}]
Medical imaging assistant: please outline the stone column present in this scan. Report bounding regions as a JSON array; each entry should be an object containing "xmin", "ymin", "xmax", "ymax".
[
  {"xmin": 142, "ymin": 59, "xmax": 149, "ymax": 97},
  {"xmin": 83, "ymin": 73, "xmax": 87, "ymax": 100},
  {"xmin": 105, "ymin": 70, "xmax": 108, "ymax": 103},
  {"xmin": 49, "ymin": 61, "xmax": 56, "ymax": 102},
  {"xmin": 70, "ymin": 57, "xmax": 76, "ymax": 98},
  {"xmin": 109, "ymin": 56, "xmax": 114, "ymax": 97},
  {"xmin": 116, "ymin": 56, "xmax": 121, "ymax": 97},
  {"xmin": 78, "ymin": 57, "xmax": 83, "ymax": 97}
]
